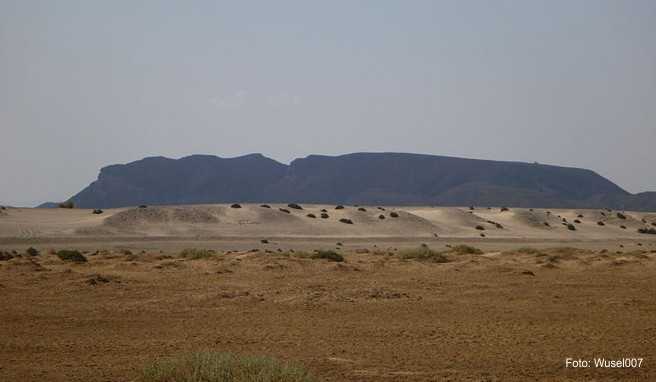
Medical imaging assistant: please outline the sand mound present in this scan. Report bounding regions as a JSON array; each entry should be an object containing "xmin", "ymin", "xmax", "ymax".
[{"xmin": 103, "ymin": 207, "xmax": 170, "ymax": 227}]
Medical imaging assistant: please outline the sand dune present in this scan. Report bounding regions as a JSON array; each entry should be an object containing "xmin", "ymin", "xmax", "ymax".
[{"xmin": 1, "ymin": 204, "xmax": 655, "ymax": 241}]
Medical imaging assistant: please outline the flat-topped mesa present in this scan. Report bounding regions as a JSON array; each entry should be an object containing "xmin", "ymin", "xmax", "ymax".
[{"xmin": 52, "ymin": 152, "xmax": 655, "ymax": 211}]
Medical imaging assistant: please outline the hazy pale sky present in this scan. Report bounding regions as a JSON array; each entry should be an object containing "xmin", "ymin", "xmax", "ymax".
[{"xmin": 1, "ymin": 0, "xmax": 655, "ymax": 206}]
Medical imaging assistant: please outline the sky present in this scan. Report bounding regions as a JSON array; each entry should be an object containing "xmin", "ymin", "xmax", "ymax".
[{"xmin": 1, "ymin": 0, "xmax": 655, "ymax": 206}]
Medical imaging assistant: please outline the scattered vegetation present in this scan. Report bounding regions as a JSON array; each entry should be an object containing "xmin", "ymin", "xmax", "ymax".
[
  {"xmin": 139, "ymin": 205, "xmax": 148, "ymax": 209},
  {"xmin": 260, "ymin": 204, "xmax": 271, "ymax": 208},
  {"xmin": 475, "ymin": 225, "xmax": 485, "ymax": 231},
  {"xmin": 597, "ymin": 221, "xmax": 605, "ymax": 226},
  {"xmin": 140, "ymin": 351, "xmax": 315, "ymax": 382},
  {"xmin": 335, "ymin": 205, "xmax": 344, "ymax": 210},
  {"xmin": 306, "ymin": 213, "xmax": 316, "ymax": 218},
  {"xmin": 230, "ymin": 204, "xmax": 242, "ymax": 209},
  {"xmin": 279, "ymin": 208, "xmax": 290, "ymax": 214},
  {"xmin": 26, "ymin": 247, "xmax": 40, "ymax": 256},
  {"xmin": 389, "ymin": 212, "xmax": 399, "ymax": 218},
  {"xmin": 378, "ymin": 214, "xmax": 385, "ymax": 220},
  {"xmin": 287, "ymin": 203, "xmax": 303, "ymax": 210},
  {"xmin": 573, "ymin": 219, "xmax": 581, "ymax": 224},
  {"xmin": 260, "ymin": 239, "xmax": 269, "ymax": 244},
  {"xmin": 339, "ymin": 218, "xmax": 354, "ymax": 224},
  {"xmin": 58, "ymin": 201, "xmax": 74, "ymax": 209},
  {"xmin": 616, "ymin": 212, "xmax": 627, "ymax": 220},
  {"xmin": 543, "ymin": 222, "xmax": 550, "ymax": 227},
  {"xmin": 357, "ymin": 207, "xmax": 367, "ymax": 212},
  {"xmin": 638, "ymin": 227, "xmax": 656, "ymax": 235},
  {"xmin": 320, "ymin": 213, "xmax": 329, "ymax": 219},
  {"xmin": 620, "ymin": 225, "xmax": 627, "ymax": 229},
  {"xmin": 567, "ymin": 223, "xmax": 576, "ymax": 231},
  {"xmin": 56, "ymin": 250, "xmax": 87, "ymax": 263},
  {"xmin": 92, "ymin": 209, "xmax": 103, "ymax": 214},
  {"xmin": 500, "ymin": 207, "xmax": 509, "ymax": 212},
  {"xmin": 179, "ymin": 248, "xmax": 217, "ymax": 260}
]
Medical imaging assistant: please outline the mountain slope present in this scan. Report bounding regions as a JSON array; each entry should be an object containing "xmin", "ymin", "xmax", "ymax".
[{"xmin": 54, "ymin": 152, "xmax": 655, "ymax": 210}]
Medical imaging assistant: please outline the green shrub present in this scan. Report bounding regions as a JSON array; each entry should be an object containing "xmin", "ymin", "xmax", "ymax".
[
  {"xmin": 179, "ymin": 248, "xmax": 217, "ymax": 260},
  {"xmin": 56, "ymin": 250, "xmax": 87, "ymax": 263},
  {"xmin": 140, "ymin": 351, "xmax": 315, "ymax": 382},
  {"xmin": 400, "ymin": 245, "xmax": 449, "ymax": 263},
  {"xmin": 310, "ymin": 250, "xmax": 344, "ymax": 262}
]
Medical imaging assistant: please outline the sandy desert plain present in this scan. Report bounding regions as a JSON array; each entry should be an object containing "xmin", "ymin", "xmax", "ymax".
[{"xmin": 1, "ymin": 203, "xmax": 656, "ymax": 381}]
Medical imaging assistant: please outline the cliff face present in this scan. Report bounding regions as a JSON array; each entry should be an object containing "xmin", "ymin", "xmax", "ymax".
[{"xmin": 58, "ymin": 152, "xmax": 655, "ymax": 211}]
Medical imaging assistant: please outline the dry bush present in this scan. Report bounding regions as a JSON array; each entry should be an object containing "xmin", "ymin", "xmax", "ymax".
[{"xmin": 179, "ymin": 248, "xmax": 217, "ymax": 260}]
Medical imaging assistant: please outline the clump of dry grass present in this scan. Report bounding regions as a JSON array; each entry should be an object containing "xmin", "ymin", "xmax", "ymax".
[
  {"xmin": 448, "ymin": 244, "xmax": 483, "ymax": 255},
  {"xmin": 400, "ymin": 245, "xmax": 450, "ymax": 262},
  {"xmin": 140, "ymin": 351, "xmax": 315, "ymax": 382},
  {"xmin": 179, "ymin": 248, "xmax": 217, "ymax": 260}
]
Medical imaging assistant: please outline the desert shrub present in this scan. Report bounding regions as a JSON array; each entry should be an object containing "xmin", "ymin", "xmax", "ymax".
[
  {"xmin": 306, "ymin": 213, "xmax": 316, "ymax": 218},
  {"xmin": 620, "ymin": 225, "xmax": 627, "ymax": 229},
  {"xmin": 139, "ymin": 205, "xmax": 148, "ymax": 209},
  {"xmin": 179, "ymin": 248, "xmax": 216, "ymax": 259},
  {"xmin": 26, "ymin": 247, "xmax": 40, "ymax": 256},
  {"xmin": 378, "ymin": 214, "xmax": 385, "ymax": 220},
  {"xmin": 279, "ymin": 208, "xmax": 290, "ymax": 214},
  {"xmin": 567, "ymin": 224, "xmax": 576, "ymax": 231},
  {"xmin": 92, "ymin": 209, "xmax": 103, "ymax": 214},
  {"xmin": 260, "ymin": 239, "xmax": 269, "ymax": 244},
  {"xmin": 544, "ymin": 222, "xmax": 550, "ymax": 227},
  {"xmin": 56, "ymin": 250, "xmax": 87, "ymax": 263},
  {"xmin": 311, "ymin": 250, "xmax": 344, "ymax": 262},
  {"xmin": 475, "ymin": 225, "xmax": 485, "ymax": 231},
  {"xmin": 339, "ymin": 218, "xmax": 353, "ymax": 224},
  {"xmin": 335, "ymin": 205, "xmax": 344, "ymax": 210},
  {"xmin": 58, "ymin": 201, "xmax": 74, "ymax": 209},
  {"xmin": 389, "ymin": 212, "xmax": 399, "ymax": 218},
  {"xmin": 320, "ymin": 213, "xmax": 329, "ymax": 219},
  {"xmin": 400, "ymin": 245, "xmax": 449, "ymax": 263},
  {"xmin": 230, "ymin": 204, "xmax": 242, "ymax": 209},
  {"xmin": 449, "ymin": 245, "xmax": 483, "ymax": 255},
  {"xmin": 287, "ymin": 203, "xmax": 303, "ymax": 210},
  {"xmin": 500, "ymin": 207, "xmax": 509, "ymax": 212},
  {"xmin": 597, "ymin": 221, "xmax": 605, "ymax": 226},
  {"xmin": 260, "ymin": 204, "xmax": 271, "ymax": 208},
  {"xmin": 377, "ymin": 206, "xmax": 386, "ymax": 211},
  {"xmin": 469, "ymin": 206, "xmax": 474, "ymax": 210},
  {"xmin": 652, "ymin": 222, "xmax": 656, "ymax": 227},
  {"xmin": 638, "ymin": 228, "xmax": 656, "ymax": 235},
  {"xmin": 573, "ymin": 219, "xmax": 581, "ymax": 224},
  {"xmin": 140, "ymin": 351, "xmax": 315, "ymax": 382},
  {"xmin": 513, "ymin": 247, "xmax": 542, "ymax": 255},
  {"xmin": 320, "ymin": 208, "xmax": 327, "ymax": 212},
  {"xmin": 616, "ymin": 212, "xmax": 627, "ymax": 220}
]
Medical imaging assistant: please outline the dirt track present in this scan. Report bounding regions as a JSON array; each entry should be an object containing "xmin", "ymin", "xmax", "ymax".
[{"xmin": 1, "ymin": 239, "xmax": 655, "ymax": 381}]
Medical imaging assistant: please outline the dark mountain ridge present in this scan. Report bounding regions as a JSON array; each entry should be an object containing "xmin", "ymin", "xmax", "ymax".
[{"xmin": 47, "ymin": 152, "xmax": 655, "ymax": 211}]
